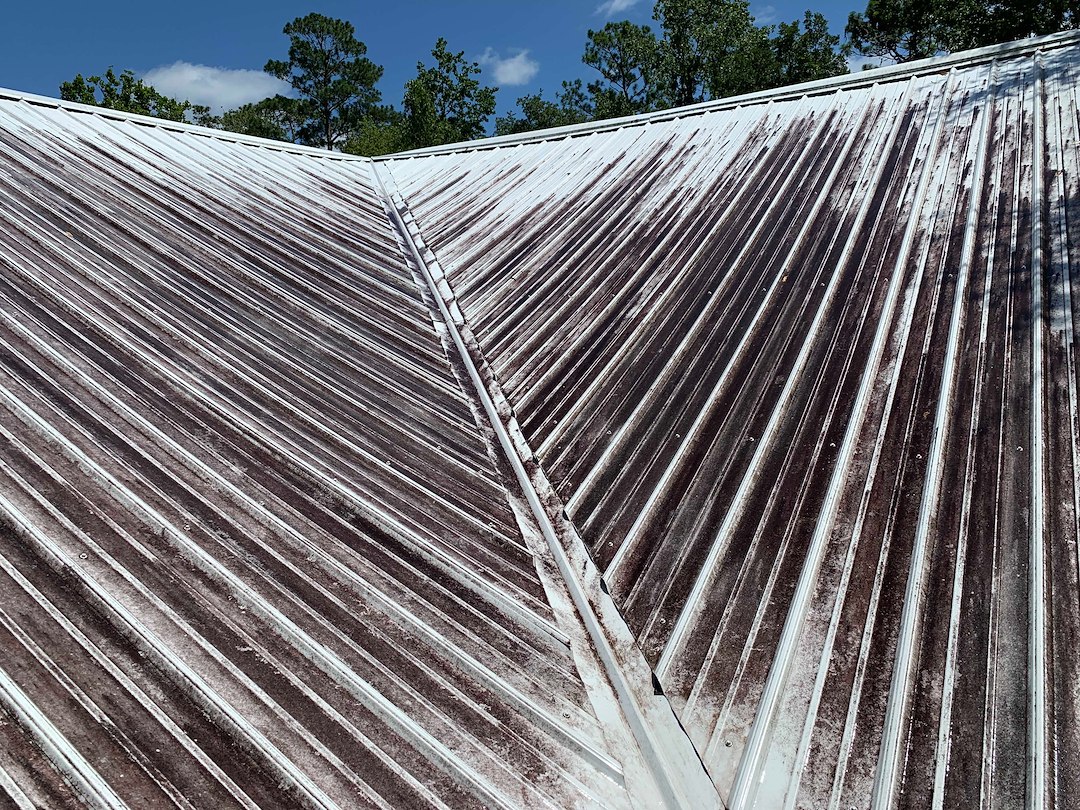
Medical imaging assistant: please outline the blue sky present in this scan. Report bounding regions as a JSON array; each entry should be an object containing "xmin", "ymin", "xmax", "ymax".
[{"xmin": 0, "ymin": 1, "xmax": 870, "ymax": 125}]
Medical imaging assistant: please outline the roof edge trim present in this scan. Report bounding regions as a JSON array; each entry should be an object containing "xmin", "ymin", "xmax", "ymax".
[
  {"xmin": 370, "ymin": 163, "xmax": 723, "ymax": 810},
  {"xmin": 0, "ymin": 86, "xmax": 372, "ymax": 162},
  {"xmin": 377, "ymin": 29, "xmax": 1080, "ymax": 160}
]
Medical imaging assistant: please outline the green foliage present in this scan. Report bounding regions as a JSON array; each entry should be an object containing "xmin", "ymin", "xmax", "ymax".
[
  {"xmin": 218, "ymin": 96, "xmax": 306, "ymax": 141},
  {"xmin": 59, "ymin": 68, "xmax": 212, "ymax": 123},
  {"xmin": 968, "ymin": 0, "xmax": 1079, "ymax": 45},
  {"xmin": 580, "ymin": 1, "xmax": 847, "ymax": 118},
  {"xmin": 845, "ymin": 0, "xmax": 953, "ymax": 61},
  {"xmin": 846, "ymin": 0, "xmax": 1079, "ymax": 62},
  {"xmin": 264, "ymin": 12, "xmax": 383, "ymax": 149},
  {"xmin": 62, "ymin": 4, "xmax": 857, "ymax": 153},
  {"xmin": 584, "ymin": 22, "xmax": 660, "ymax": 117},
  {"xmin": 495, "ymin": 80, "xmax": 593, "ymax": 136},
  {"xmin": 653, "ymin": 0, "xmax": 771, "ymax": 105},
  {"xmin": 342, "ymin": 106, "xmax": 407, "ymax": 156},
  {"xmin": 401, "ymin": 38, "xmax": 497, "ymax": 149},
  {"xmin": 771, "ymin": 11, "xmax": 850, "ymax": 85}
]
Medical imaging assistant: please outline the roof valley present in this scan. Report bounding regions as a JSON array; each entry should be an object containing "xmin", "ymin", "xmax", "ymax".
[{"xmin": 370, "ymin": 160, "xmax": 724, "ymax": 810}]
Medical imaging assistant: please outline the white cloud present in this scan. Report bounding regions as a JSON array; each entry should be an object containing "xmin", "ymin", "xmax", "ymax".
[
  {"xmin": 141, "ymin": 62, "xmax": 291, "ymax": 112},
  {"xmin": 751, "ymin": 4, "xmax": 778, "ymax": 25},
  {"xmin": 478, "ymin": 48, "xmax": 540, "ymax": 86},
  {"xmin": 595, "ymin": 0, "xmax": 641, "ymax": 17},
  {"xmin": 846, "ymin": 53, "xmax": 893, "ymax": 73}
]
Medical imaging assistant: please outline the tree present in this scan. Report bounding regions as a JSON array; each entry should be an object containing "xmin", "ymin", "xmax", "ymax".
[
  {"xmin": 219, "ymin": 96, "xmax": 307, "ymax": 141},
  {"xmin": 583, "ymin": 22, "xmax": 660, "ymax": 118},
  {"xmin": 264, "ymin": 12, "xmax": 383, "ymax": 149},
  {"xmin": 653, "ymin": 0, "xmax": 773, "ymax": 105},
  {"xmin": 343, "ymin": 106, "xmax": 408, "ymax": 156},
  {"xmin": 401, "ymin": 38, "xmax": 497, "ymax": 149},
  {"xmin": 846, "ymin": 0, "xmax": 1078, "ymax": 62},
  {"xmin": 575, "ymin": 0, "xmax": 847, "ymax": 120},
  {"xmin": 845, "ymin": 0, "xmax": 953, "ymax": 61},
  {"xmin": 975, "ymin": 0, "xmax": 1078, "ymax": 45},
  {"xmin": 60, "ymin": 68, "xmax": 213, "ymax": 124},
  {"xmin": 771, "ymin": 12, "xmax": 849, "ymax": 85},
  {"xmin": 495, "ymin": 80, "xmax": 593, "ymax": 136}
]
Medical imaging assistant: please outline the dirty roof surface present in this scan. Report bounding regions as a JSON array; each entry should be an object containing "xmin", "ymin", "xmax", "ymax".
[
  {"xmin": 381, "ymin": 33, "xmax": 1080, "ymax": 808},
  {"xmin": 0, "ymin": 97, "xmax": 667, "ymax": 809},
  {"xmin": 3, "ymin": 30, "xmax": 1080, "ymax": 810}
]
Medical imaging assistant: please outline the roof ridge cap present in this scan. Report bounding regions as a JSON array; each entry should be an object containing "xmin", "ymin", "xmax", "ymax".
[
  {"xmin": 0, "ymin": 86, "xmax": 372, "ymax": 162},
  {"xmin": 377, "ymin": 29, "xmax": 1080, "ymax": 161}
]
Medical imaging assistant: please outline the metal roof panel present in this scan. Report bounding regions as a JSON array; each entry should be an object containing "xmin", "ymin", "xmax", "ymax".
[{"xmin": 380, "ymin": 35, "xmax": 1080, "ymax": 808}]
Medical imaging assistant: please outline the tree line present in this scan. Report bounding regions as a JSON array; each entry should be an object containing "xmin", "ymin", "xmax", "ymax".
[{"xmin": 60, "ymin": 0, "xmax": 1078, "ymax": 156}]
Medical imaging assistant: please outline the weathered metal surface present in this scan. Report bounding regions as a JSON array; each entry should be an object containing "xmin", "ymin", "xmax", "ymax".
[
  {"xmin": 0, "ymin": 95, "xmax": 654, "ymax": 809},
  {"xmin": 381, "ymin": 33, "xmax": 1080, "ymax": 808}
]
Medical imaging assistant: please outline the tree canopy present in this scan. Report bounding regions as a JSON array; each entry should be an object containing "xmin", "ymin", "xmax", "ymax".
[
  {"xmin": 218, "ymin": 96, "xmax": 306, "ymax": 142},
  {"xmin": 57, "ymin": 6, "xmax": 849, "ymax": 151},
  {"xmin": 653, "ymin": 0, "xmax": 774, "ymax": 105},
  {"xmin": 401, "ymin": 38, "xmax": 497, "ymax": 149},
  {"xmin": 263, "ymin": 12, "xmax": 383, "ymax": 149},
  {"xmin": 500, "ymin": 0, "xmax": 848, "ymax": 132},
  {"xmin": 846, "ymin": 0, "xmax": 1079, "ymax": 62},
  {"xmin": 60, "ymin": 68, "xmax": 214, "ymax": 125},
  {"xmin": 584, "ymin": 22, "xmax": 660, "ymax": 117},
  {"xmin": 845, "ymin": 0, "xmax": 956, "ymax": 61},
  {"xmin": 495, "ymin": 80, "xmax": 592, "ymax": 136},
  {"xmin": 63, "ymin": 1, "xmax": 1080, "ymax": 155},
  {"xmin": 771, "ymin": 12, "xmax": 849, "ymax": 85}
]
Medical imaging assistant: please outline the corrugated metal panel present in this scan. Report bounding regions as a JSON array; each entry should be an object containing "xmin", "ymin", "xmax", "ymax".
[
  {"xmin": 0, "ymin": 96, "xmax": 652, "ymax": 809},
  {"xmin": 381, "ymin": 34, "xmax": 1080, "ymax": 807}
]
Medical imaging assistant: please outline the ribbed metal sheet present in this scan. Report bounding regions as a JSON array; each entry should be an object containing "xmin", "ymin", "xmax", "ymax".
[
  {"xmin": 0, "ymin": 97, "xmax": 647, "ymax": 809},
  {"xmin": 381, "ymin": 34, "xmax": 1080, "ymax": 807}
]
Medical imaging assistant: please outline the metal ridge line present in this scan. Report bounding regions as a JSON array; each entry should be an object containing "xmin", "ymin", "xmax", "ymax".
[
  {"xmin": 1027, "ymin": 50, "xmax": 1047, "ymax": 810},
  {"xmin": 377, "ymin": 31, "xmax": 1080, "ymax": 161},
  {"xmin": 0, "ymin": 86, "xmax": 373, "ymax": 161},
  {"xmin": 0, "ymin": 32, "xmax": 1073, "ymax": 168},
  {"xmin": 370, "ymin": 162, "xmax": 723, "ymax": 810}
]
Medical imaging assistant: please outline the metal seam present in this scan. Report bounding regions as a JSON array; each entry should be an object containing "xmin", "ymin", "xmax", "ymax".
[
  {"xmin": 370, "ymin": 160, "xmax": 723, "ymax": 810},
  {"xmin": 1028, "ymin": 49, "xmax": 1048, "ymax": 810}
]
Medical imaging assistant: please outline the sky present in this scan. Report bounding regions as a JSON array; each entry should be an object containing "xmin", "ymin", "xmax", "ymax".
[{"xmin": 0, "ymin": 0, "xmax": 873, "ymax": 126}]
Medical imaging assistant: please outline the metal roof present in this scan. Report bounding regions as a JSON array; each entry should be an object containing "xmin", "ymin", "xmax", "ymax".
[
  {"xmin": 2, "ymin": 29, "xmax": 1080, "ymax": 809},
  {"xmin": 380, "ymin": 30, "xmax": 1080, "ymax": 808},
  {"xmin": 0, "ymin": 93, "xmax": 716, "ymax": 809}
]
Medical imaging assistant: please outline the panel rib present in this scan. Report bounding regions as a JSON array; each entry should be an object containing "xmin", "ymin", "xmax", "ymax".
[
  {"xmin": 0, "ymin": 95, "xmax": 644, "ymax": 809},
  {"xmin": 382, "ymin": 34, "xmax": 1080, "ymax": 807}
]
